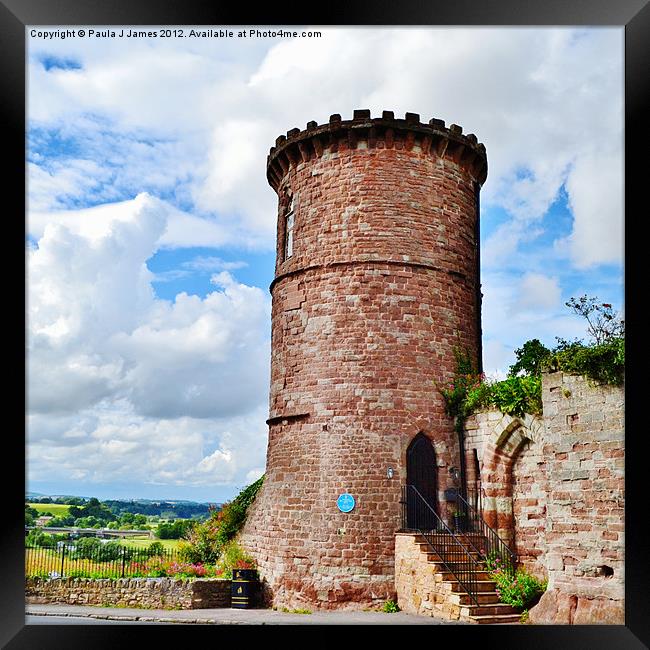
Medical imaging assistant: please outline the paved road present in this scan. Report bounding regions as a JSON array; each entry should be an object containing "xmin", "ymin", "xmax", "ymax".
[
  {"xmin": 27, "ymin": 615, "xmax": 158, "ymax": 625},
  {"xmin": 26, "ymin": 603, "xmax": 463, "ymax": 625}
]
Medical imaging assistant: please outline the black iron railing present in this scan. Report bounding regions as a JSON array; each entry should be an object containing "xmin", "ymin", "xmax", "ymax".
[
  {"xmin": 452, "ymin": 491, "xmax": 517, "ymax": 580},
  {"xmin": 401, "ymin": 485, "xmax": 482, "ymax": 606},
  {"xmin": 25, "ymin": 543, "xmax": 180, "ymax": 579}
]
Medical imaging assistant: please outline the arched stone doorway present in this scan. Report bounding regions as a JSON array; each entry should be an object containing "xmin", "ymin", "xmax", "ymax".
[{"xmin": 406, "ymin": 433, "xmax": 438, "ymax": 529}]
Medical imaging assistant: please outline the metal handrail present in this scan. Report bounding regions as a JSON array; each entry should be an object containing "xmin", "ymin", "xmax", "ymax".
[
  {"xmin": 401, "ymin": 485, "xmax": 483, "ymax": 606},
  {"xmin": 453, "ymin": 491, "xmax": 517, "ymax": 579}
]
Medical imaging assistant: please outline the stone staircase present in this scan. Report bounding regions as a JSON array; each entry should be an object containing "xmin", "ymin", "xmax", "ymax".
[{"xmin": 395, "ymin": 532, "xmax": 522, "ymax": 624}]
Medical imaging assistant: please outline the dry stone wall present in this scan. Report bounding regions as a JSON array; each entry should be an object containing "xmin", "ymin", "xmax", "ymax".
[{"xmin": 25, "ymin": 577, "xmax": 231, "ymax": 609}]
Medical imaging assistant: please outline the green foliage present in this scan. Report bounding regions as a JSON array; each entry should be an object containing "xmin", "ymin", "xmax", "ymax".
[
  {"xmin": 25, "ymin": 504, "xmax": 40, "ymax": 527},
  {"xmin": 216, "ymin": 475, "xmax": 265, "ymax": 546},
  {"xmin": 25, "ymin": 529, "xmax": 68, "ymax": 548},
  {"xmin": 281, "ymin": 607, "xmax": 312, "ymax": 614},
  {"xmin": 213, "ymin": 540, "xmax": 256, "ymax": 579},
  {"xmin": 145, "ymin": 541, "xmax": 165, "ymax": 557},
  {"xmin": 509, "ymin": 339, "xmax": 551, "ymax": 377},
  {"xmin": 438, "ymin": 349, "xmax": 542, "ymax": 422},
  {"xmin": 492, "ymin": 570, "xmax": 547, "ymax": 610},
  {"xmin": 68, "ymin": 498, "xmax": 117, "ymax": 524},
  {"xmin": 178, "ymin": 476, "xmax": 264, "ymax": 564},
  {"xmin": 382, "ymin": 600, "xmax": 400, "ymax": 613},
  {"xmin": 71, "ymin": 538, "xmax": 127, "ymax": 561},
  {"xmin": 545, "ymin": 337, "xmax": 624, "ymax": 385},
  {"xmin": 484, "ymin": 555, "xmax": 547, "ymax": 611},
  {"xmin": 437, "ymin": 348, "xmax": 483, "ymax": 425},
  {"xmin": 482, "ymin": 376, "xmax": 542, "ymax": 417},
  {"xmin": 45, "ymin": 514, "xmax": 76, "ymax": 527},
  {"xmin": 157, "ymin": 519, "xmax": 195, "ymax": 540},
  {"xmin": 177, "ymin": 521, "xmax": 221, "ymax": 564}
]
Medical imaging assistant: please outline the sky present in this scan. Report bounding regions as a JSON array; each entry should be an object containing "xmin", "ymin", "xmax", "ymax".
[{"xmin": 26, "ymin": 26, "xmax": 624, "ymax": 503}]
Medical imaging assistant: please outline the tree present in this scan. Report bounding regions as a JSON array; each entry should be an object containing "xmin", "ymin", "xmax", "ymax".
[
  {"xmin": 509, "ymin": 339, "xmax": 551, "ymax": 377},
  {"xmin": 565, "ymin": 295, "xmax": 624, "ymax": 345}
]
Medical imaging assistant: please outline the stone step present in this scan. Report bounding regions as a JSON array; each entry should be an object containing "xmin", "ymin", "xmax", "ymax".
[
  {"xmin": 436, "ymin": 569, "xmax": 493, "ymax": 582},
  {"xmin": 450, "ymin": 591, "xmax": 504, "ymax": 606},
  {"xmin": 461, "ymin": 603, "xmax": 519, "ymax": 617},
  {"xmin": 469, "ymin": 613, "xmax": 523, "ymax": 625},
  {"xmin": 421, "ymin": 546, "xmax": 484, "ymax": 559},
  {"xmin": 446, "ymin": 579, "xmax": 497, "ymax": 593}
]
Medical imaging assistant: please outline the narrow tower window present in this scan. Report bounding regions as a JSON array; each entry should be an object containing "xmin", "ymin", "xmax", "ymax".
[{"xmin": 285, "ymin": 197, "xmax": 295, "ymax": 260}]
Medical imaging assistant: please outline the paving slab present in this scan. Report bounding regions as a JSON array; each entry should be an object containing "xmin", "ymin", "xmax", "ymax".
[{"xmin": 26, "ymin": 603, "xmax": 464, "ymax": 625}]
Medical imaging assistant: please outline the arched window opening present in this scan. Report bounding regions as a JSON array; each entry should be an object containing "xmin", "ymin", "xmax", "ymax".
[{"xmin": 284, "ymin": 197, "xmax": 295, "ymax": 260}]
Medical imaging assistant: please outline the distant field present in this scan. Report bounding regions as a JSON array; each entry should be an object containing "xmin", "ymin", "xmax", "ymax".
[
  {"xmin": 27, "ymin": 503, "xmax": 71, "ymax": 516},
  {"xmin": 119, "ymin": 536, "xmax": 182, "ymax": 550}
]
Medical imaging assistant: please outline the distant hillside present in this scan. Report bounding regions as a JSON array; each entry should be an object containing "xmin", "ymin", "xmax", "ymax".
[
  {"xmin": 104, "ymin": 499, "xmax": 219, "ymax": 519},
  {"xmin": 26, "ymin": 494, "xmax": 220, "ymax": 520}
]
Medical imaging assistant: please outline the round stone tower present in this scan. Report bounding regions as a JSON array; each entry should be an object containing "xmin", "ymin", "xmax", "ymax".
[{"xmin": 241, "ymin": 109, "xmax": 488, "ymax": 610}]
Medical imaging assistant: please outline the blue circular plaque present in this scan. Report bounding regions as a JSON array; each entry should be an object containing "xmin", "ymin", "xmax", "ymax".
[{"xmin": 337, "ymin": 493, "xmax": 355, "ymax": 513}]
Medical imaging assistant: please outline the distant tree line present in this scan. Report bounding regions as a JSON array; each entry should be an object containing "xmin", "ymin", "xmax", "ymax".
[
  {"xmin": 25, "ymin": 495, "xmax": 218, "ymax": 539},
  {"xmin": 103, "ymin": 500, "xmax": 215, "ymax": 520}
]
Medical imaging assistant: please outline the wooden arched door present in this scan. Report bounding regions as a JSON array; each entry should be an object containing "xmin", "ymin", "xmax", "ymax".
[{"xmin": 406, "ymin": 433, "xmax": 438, "ymax": 530}]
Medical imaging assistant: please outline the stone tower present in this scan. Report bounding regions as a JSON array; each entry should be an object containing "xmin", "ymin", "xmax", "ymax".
[{"xmin": 240, "ymin": 109, "xmax": 488, "ymax": 609}]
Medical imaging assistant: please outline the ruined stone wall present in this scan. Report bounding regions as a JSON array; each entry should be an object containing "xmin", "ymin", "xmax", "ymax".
[
  {"xmin": 25, "ymin": 577, "xmax": 231, "ymax": 609},
  {"xmin": 464, "ymin": 372, "xmax": 624, "ymax": 623},
  {"xmin": 529, "ymin": 372, "xmax": 624, "ymax": 624},
  {"xmin": 463, "ymin": 409, "xmax": 546, "ymax": 566},
  {"xmin": 241, "ymin": 110, "xmax": 487, "ymax": 609}
]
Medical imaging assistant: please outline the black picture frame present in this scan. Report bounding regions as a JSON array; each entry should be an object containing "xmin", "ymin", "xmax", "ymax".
[{"xmin": 3, "ymin": 1, "xmax": 648, "ymax": 647}]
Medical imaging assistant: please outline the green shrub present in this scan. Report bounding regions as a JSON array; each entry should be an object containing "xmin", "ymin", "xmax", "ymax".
[
  {"xmin": 486, "ymin": 563, "xmax": 547, "ymax": 611},
  {"xmin": 145, "ymin": 541, "xmax": 165, "ymax": 557},
  {"xmin": 25, "ymin": 529, "xmax": 67, "ymax": 548},
  {"xmin": 157, "ymin": 519, "xmax": 195, "ymax": 540},
  {"xmin": 545, "ymin": 337, "xmax": 624, "ymax": 385},
  {"xmin": 382, "ymin": 600, "xmax": 400, "ymax": 613},
  {"xmin": 489, "ymin": 375, "xmax": 542, "ymax": 417},
  {"xmin": 214, "ymin": 540, "xmax": 256, "ymax": 580},
  {"xmin": 71, "ymin": 538, "xmax": 126, "ymax": 561},
  {"xmin": 214, "ymin": 476, "xmax": 265, "ymax": 547},
  {"xmin": 281, "ymin": 607, "xmax": 312, "ymax": 614},
  {"xmin": 178, "ymin": 476, "xmax": 264, "ymax": 564}
]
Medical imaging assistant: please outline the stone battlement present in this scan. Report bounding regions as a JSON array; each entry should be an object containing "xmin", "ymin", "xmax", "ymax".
[{"xmin": 266, "ymin": 110, "xmax": 488, "ymax": 190}]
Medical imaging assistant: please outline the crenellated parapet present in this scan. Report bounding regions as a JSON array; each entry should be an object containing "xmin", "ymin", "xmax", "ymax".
[{"xmin": 266, "ymin": 109, "xmax": 488, "ymax": 190}]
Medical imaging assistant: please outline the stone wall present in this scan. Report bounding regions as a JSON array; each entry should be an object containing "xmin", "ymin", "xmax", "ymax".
[
  {"xmin": 463, "ymin": 371, "xmax": 624, "ymax": 624},
  {"xmin": 463, "ymin": 409, "xmax": 546, "ymax": 572},
  {"xmin": 26, "ymin": 577, "xmax": 231, "ymax": 610},
  {"xmin": 394, "ymin": 533, "xmax": 471, "ymax": 621},
  {"xmin": 529, "ymin": 372, "xmax": 624, "ymax": 624}
]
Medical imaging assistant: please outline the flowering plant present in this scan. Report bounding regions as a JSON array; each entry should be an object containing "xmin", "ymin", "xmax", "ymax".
[
  {"xmin": 484, "ymin": 553, "xmax": 547, "ymax": 611},
  {"xmin": 128, "ymin": 557, "xmax": 222, "ymax": 578}
]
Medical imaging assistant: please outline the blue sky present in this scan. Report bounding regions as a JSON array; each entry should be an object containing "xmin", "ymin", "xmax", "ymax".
[{"xmin": 26, "ymin": 27, "xmax": 623, "ymax": 502}]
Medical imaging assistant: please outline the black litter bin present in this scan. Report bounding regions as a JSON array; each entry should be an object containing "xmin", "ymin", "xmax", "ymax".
[{"xmin": 231, "ymin": 568, "xmax": 258, "ymax": 608}]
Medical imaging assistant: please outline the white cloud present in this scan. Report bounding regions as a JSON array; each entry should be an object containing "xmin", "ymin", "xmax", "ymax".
[
  {"xmin": 28, "ymin": 405, "xmax": 269, "ymax": 488},
  {"xmin": 557, "ymin": 149, "xmax": 624, "ymax": 268},
  {"xmin": 514, "ymin": 273, "xmax": 562, "ymax": 312},
  {"xmin": 27, "ymin": 196, "xmax": 271, "ymax": 488},
  {"xmin": 28, "ymin": 192, "xmax": 234, "ymax": 249},
  {"xmin": 29, "ymin": 28, "xmax": 623, "ymax": 263}
]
